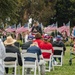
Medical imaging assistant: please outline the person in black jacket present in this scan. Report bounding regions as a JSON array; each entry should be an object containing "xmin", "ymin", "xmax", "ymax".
[
  {"xmin": 4, "ymin": 36, "xmax": 22, "ymax": 74},
  {"xmin": 52, "ymin": 35, "xmax": 66, "ymax": 62},
  {"xmin": 31, "ymin": 21, "xmax": 42, "ymax": 35},
  {"xmin": 21, "ymin": 35, "xmax": 34, "ymax": 50}
]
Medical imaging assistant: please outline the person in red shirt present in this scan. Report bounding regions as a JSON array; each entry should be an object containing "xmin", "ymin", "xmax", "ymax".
[
  {"xmin": 39, "ymin": 34, "xmax": 54, "ymax": 59},
  {"xmin": 33, "ymin": 32, "xmax": 43, "ymax": 47}
]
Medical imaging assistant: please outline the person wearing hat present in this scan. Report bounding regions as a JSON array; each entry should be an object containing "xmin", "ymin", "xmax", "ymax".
[
  {"xmin": 4, "ymin": 36, "xmax": 22, "ymax": 74},
  {"xmin": 52, "ymin": 35, "xmax": 66, "ymax": 63},
  {"xmin": 39, "ymin": 34, "xmax": 54, "ymax": 59},
  {"xmin": 21, "ymin": 35, "xmax": 34, "ymax": 50}
]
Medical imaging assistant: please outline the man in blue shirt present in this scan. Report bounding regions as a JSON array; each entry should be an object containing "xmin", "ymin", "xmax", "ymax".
[
  {"xmin": 25, "ymin": 42, "xmax": 45, "ymax": 75},
  {"xmin": 25, "ymin": 44, "xmax": 41, "ymax": 62}
]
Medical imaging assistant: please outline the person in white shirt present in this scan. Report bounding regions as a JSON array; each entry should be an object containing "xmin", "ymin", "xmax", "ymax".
[{"xmin": 0, "ymin": 38, "xmax": 6, "ymax": 75}]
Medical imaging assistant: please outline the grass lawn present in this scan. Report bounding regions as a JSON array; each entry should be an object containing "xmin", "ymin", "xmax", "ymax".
[
  {"xmin": 47, "ymin": 46, "xmax": 75, "ymax": 75},
  {"xmin": 8, "ymin": 46, "xmax": 75, "ymax": 75}
]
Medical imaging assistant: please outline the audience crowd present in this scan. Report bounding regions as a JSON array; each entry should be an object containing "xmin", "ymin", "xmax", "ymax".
[{"xmin": 0, "ymin": 21, "xmax": 67, "ymax": 75}]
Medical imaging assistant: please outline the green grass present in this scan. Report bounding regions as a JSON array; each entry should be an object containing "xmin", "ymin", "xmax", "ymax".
[
  {"xmin": 48, "ymin": 46, "xmax": 75, "ymax": 75},
  {"xmin": 9, "ymin": 47, "xmax": 75, "ymax": 75}
]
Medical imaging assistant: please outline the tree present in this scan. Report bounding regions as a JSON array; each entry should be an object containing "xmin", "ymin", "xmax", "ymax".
[
  {"xmin": 0, "ymin": 0, "xmax": 56, "ymax": 26},
  {"xmin": 18, "ymin": 0, "xmax": 56, "ymax": 26},
  {"xmin": 0, "ymin": 0, "xmax": 19, "ymax": 24},
  {"xmin": 55, "ymin": 0, "xmax": 75, "ymax": 27}
]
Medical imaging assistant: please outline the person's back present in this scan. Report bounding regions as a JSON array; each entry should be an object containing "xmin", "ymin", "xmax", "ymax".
[
  {"xmin": 52, "ymin": 35, "xmax": 66, "ymax": 63},
  {"xmin": 33, "ymin": 33, "xmax": 43, "ymax": 47},
  {"xmin": 52, "ymin": 35, "xmax": 66, "ymax": 55},
  {"xmin": 4, "ymin": 45, "xmax": 22, "ymax": 66},
  {"xmin": 21, "ymin": 41, "xmax": 32, "ymax": 49},
  {"xmin": 25, "ymin": 42, "xmax": 45, "ymax": 75},
  {"xmin": 40, "ymin": 42, "xmax": 54, "ymax": 58},
  {"xmin": 33, "ymin": 39, "xmax": 43, "ymax": 47},
  {"xmin": 4, "ymin": 36, "xmax": 22, "ymax": 74},
  {"xmin": 25, "ymin": 45, "xmax": 41, "ymax": 62},
  {"xmin": 40, "ymin": 35, "xmax": 54, "ymax": 59},
  {"xmin": 21, "ymin": 35, "xmax": 34, "ymax": 50}
]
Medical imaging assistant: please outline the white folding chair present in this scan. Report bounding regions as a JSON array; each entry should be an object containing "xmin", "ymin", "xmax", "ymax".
[
  {"xmin": 53, "ymin": 47, "xmax": 63, "ymax": 66},
  {"xmin": 21, "ymin": 52, "xmax": 40, "ymax": 75},
  {"xmin": 4, "ymin": 53, "xmax": 18, "ymax": 75},
  {"xmin": 41, "ymin": 49, "xmax": 54, "ymax": 72},
  {"xmin": 21, "ymin": 49, "xmax": 27, "ymax": 53}
]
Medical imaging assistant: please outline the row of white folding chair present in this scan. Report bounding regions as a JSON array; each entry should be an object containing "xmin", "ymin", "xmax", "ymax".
[
  {"xmin": 22, "ymin": 49, "xmax": 54, "ymax": 72},
  {"xmin": 21, "ymin": 49, "xmax": 27, "ymax": 53},
  {"xmin": 21, "ymin": 52, "xmax": 40, "ymax": 75},
  {"xmin": 53, "ymin": 47, "xmax": 63, "ymax": 66},
  {"xmin": 4, "ymin": 47, "xmax": 63, "ymax": 75},
  {"xmin": 4, "ymin": 53, "xmax": 20, "ymax": 75},
  {"xmin": 41, "ymin": 49, "xmax": 54, "ymax": 72}
]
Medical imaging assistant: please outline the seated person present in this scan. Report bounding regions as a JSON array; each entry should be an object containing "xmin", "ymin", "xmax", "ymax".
[
  {"xmin": 4, "ymin": 36, "xmax": 22, "ymax": 74},
  {"xmin": 52, "ymin": 35, "xmax": 66, "ymax": 63},
  {"xmin": 25, "ymin": 42, "xmax": 45, "ymax": 75},
  {"xmin": 21, "ymin": 35, "xmax": 34, "ymax": 50},
  {"xmin": 40, "ymin": 34, "xmax": 54, "ymax": 59},
  {"xmin": 33, "ymin": 32, "xmax": 43, "ymax": 47},
  {"xmin": 14, "ymin": 41, "xmax": 20, "ymax": 48}
]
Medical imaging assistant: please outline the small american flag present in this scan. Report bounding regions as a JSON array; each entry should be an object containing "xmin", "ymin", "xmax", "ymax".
[
  {"xmin": 58, "ymin": 21, "xmax": 70, "ymax": 36},
  {"xmin": 44, "ymin": 22, "xmax": 57, "ymax": 33}
]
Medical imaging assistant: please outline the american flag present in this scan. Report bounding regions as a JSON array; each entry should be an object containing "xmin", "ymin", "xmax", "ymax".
[
  {"xmin": 44, "ymin": 22, "xmax": 57, "ymax": 33},
  {"xmin": 16, "ymin": 23, "xmax": 22, "ymax": 33},
  {"xmin": 50, "ymin": 22, "xmax": 57, "ymax": 31},
  {"xmin": 5, "ymin": 25, "xmax": 12, "ymax": 32},
  {"xmin": 58, "ymin": 21, "xmax": 70, "ymax": 36},
  {"xmin": 11, "ymin": 24, "xmax": 16, "ymax": 32},
  {"xmin": 58, "ymin": 25, "xmax": 66, "ymax": 33},
  {"xmin": 21, "ymin": 23, "xmax": 29, "ymax": 32},
  {"xmin": 16, "ymin": 23, "xmax": 29, "ymax": 33},
  {"xmin": 65, "ymin": 21, "xmax": 70, "ymax": 36}
]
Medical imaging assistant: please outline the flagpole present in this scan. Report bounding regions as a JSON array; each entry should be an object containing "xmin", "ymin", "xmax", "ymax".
[
  {"xmin": 56, "ymin": 22, "xmax": 58, "ymax": 36},
  {"xmin": 69, "ymin": 21, "xmax": 70, "ymax": 36}
]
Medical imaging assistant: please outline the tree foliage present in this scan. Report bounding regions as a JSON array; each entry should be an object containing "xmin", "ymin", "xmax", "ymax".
[
  {"xmin": 55, "ymin": 0, "xmax": 75, "ymax": 27},
  {"xmin": 0, "ymin": 0, "xmax": 19, "ymax": 24},
  {"xmin": 18, "ymin": 0, "xmax": 56, "ymax": 26},
  {"xmin": 1, "ymin": 0, "xmax": 75, "ymax": 27}
]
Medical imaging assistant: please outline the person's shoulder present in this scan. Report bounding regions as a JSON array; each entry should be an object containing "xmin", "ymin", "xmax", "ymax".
[
  {"xmin": 28, "ymin": 46, "xmax": 36, "ymax": 50},
  {"xmin": 13, "ymin": 46, "xmax": 19, "ymax": 50},
  {"xmin": 40, "ymin": 41, "xmax": 44, "ymax": 44},
  {"xmin": 48, "ymin": 42, "xmax": 52, "ymax": 45},
  {"xmin": 31, "ymin": 45, "xmax": 39, "ymax": 49}
]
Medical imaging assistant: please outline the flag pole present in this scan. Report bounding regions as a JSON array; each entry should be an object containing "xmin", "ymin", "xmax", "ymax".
[{"xmin": 56, "ymin": 22, "xmax": 58, "ymax": 36}]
